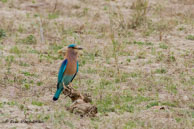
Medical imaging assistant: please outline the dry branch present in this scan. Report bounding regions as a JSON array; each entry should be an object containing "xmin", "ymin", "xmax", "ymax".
[{"xmin": 63, "ymin": 87, "xmax": 97, "ymax": 117}]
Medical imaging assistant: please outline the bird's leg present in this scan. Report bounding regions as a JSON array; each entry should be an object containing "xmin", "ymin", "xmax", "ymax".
[
  {"xmin": 80, "ymin": 93, "xmax": 84, "ymax": 100},
  {"xmin": 66, "ymin": 84, "xmax": 72, "ymax": 95},
  {"xmin": 69, "ymin": 83, "xmax": 73, "ymax": 88},
  {"xmin": 63, "ymin": 85, "xmax": 72, "ymax": 99},
  {"xmin": 69, "ymin": 83, "xmax": 85, "ymax": 100},
  {"xmin": 68, "ymin": 83, "xmax": 76, "ymax": 91},
  {"xmin": 66, "ymin": 83, "xmax": 84, "ymax": 100}
]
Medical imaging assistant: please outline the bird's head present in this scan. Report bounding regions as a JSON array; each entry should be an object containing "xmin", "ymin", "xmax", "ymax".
[
  {"xmin": 68, "ymin": 44, "xmax": 83, "ymax": 50},
  {"xmin": 58, "ymin": 44, "xmax": 83, "ymax": 57}
]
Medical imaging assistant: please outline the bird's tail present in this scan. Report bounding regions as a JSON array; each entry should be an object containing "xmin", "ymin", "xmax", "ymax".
[{"xmin": 53, "ymin": 83, "xmax": 63, "ymax": 101}]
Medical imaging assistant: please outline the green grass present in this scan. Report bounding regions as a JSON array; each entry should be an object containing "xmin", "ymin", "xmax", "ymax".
[
  {"xmin": 0, "ymin": 102, "xmax": 4, "ymax": 108},
  {"xmin": 155, "ymin": 68, "xmax": 167, "ymax": 74},
  {"xmin": 186, "ymin": 35, "xmax": 194, "ymax": 40},
  {"xmin": 1, "ymin": 0, "xmax": 8, "ymax": 3},
  {"xmin": 159, "ymin": 43, "xmax": 168, "ymax": 49},
  {"xmin": 161, "ymin": 101, "xmax": 178, "ymax": 107},
  {"xmin": 6, "ymin": 101, "xmax": 17, "ymax": 106},
  {"xmin": 19, "ymin": 61, "xmax": 30, "ymax": 67},
  {"xmin": 146, "ymin": 101, "xmax": 159, "ymax": 108},
  {"xmin": 21, "ymin": 71, "xmax": 36, "ymax": 77},
  {"xmin": 31, "ymin": 101, "xmax": 44, "ymax": 106},
  {"xmin": 24, "ymin": 83, "xmax": 30, "ymax": 90},
  {"xmin": 136, "ymin": 51, "xmax": 146, "ymax": 59},
  {"xmin": 9, "ymin": 46, "xmax": 22, "ymax": 54},
  {"xmin": 133, "ymin": 41, "xmax": 153, "ymax": 46},
  {"xmin": 0, "ymin": 29, "xmax": 6, "ymax": 39},
  {"xmin": 124, "ymin": 121, "xmax": 137, "ymax": 129},
  {"xmin": 48, "ymin": 12, "xmax": 59, "ymax": 19},
  {"xmin": 166, "ymin": 85, "xmax": 177, "ymax": 94},
  {"xmin": 17, "ymin": 35, "xmax": 37, "ymax": 44},
  {"xmin": 37, "ymin": 81, "xmax": 43, "ymax": 86},
  {"xmin": 5, "ymin": 55, "xmax": 15, "ymax": 66}
]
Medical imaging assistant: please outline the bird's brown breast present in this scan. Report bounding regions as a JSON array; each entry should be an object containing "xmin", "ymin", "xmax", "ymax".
[{"xmin": 64, "ymin": 59, "xmax": 77, "ymax": 75}]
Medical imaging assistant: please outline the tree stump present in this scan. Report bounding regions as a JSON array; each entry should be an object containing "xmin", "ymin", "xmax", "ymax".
[{"xmin": 63, "ymin": 87, "xmax": 97, "ymax": 117}]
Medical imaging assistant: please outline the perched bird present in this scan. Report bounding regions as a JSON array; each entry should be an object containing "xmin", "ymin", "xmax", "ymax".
[{"xmin": 53, "ymin": 44, "xmax": 83, "ymax": 101}]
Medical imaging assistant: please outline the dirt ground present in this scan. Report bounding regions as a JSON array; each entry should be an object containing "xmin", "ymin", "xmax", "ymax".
[{"xmin": 0, "ymin": 0, "xmax": 193, "ymax": 129}]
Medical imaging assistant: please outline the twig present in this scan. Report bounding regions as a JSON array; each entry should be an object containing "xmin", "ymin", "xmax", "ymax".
[
  {"xmin": 53, "ymin": 0, "xmax": 58, "ymax": 13},
  {"xmin": 62, "ymin": 87, "xmax": 97, "ymax": 117},
  {"xmin": 38, "ymin": 17, "xmax": 45, "ymax": 43}
]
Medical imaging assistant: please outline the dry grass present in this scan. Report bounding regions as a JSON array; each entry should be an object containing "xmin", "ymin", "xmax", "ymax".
[{"xmin": 0, "ymin": 0, "xmax": 194, "ymax": 129}]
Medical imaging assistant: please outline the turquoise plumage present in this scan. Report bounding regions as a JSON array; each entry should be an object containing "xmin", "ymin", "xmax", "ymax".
[{"xmin": 53, "ymin": 44, "xmax": 82, "ymax": 101}]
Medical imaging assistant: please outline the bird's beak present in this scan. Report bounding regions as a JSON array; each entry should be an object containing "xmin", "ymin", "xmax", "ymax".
[
  {"xmin": 76, "ymin": 46, "xmax": 83, "ymax": 56},
  {"xmin": 76, "ymin": 47, "xmax": 83, "ymax": 50}
]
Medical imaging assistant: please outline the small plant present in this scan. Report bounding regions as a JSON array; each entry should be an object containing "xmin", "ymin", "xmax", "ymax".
[
  {"xmin": 175, "ymin": 118, "xmax": 181, "ymax": 123},
  {"xmin": 9, "ymin": 46, "xmax": 22, "ymax": 54},
  {"xmin": 155, "ymin": 68, "xmax": 167, "ymax": 74},
  {"xmin": 130, "ymin": 72, "xmax": 138, "ymax": 78},
  {"xmin": 133, "ymin": 95, "xmax": 151, "ymax": 104},
  {"xmin": 5, "ymin": 55, "xmax": 15, "ymax": 66},
  {"xmin": 6, "ymin": 101, "xmax": 17, "ymax": 106},
  {"xmin": 32, "ymin": 101, "xmax": 43, "ymax": 106},
  {"xmin": 159, "ymin": 43, "xmax": 168, "ymax": 49},
  {"xmin": 129, "ymin": 0, "xmax": 149, "ymax": 29},
  {"xmin": 22, "ymin": 71, "xmax": 36, "ymax": 77},
  {"xmin": 178, "ymin": 26, "xmax": 185, "ymax": 31},
  {"xmin": 48, "ymin": 12, "xmax": 59, "ymax": 19},
  {"xmin": 166, "ymin": 52, "xmax": 176, "ymax": 62},
  {"xmin": 166, "ymin": 85, "xmax": 177, "ymax": 94},
  {"xmin": 156, "ymin": 20, "xmax": 169, "ymax": 41},
  {"xmin": 161, "ymin": 101, "xmax": 178, "ymax": 107},
  {"xmin": 19, "ymin": 104, "xmax": 24, "ymax": 110},
  {"xmin": 133, "ymin": 40, "xmax": 153, "ymax": 45},
  {"xmin": 19, "ymin": 61, "xmax": 29, "ymax": 67},
  {"xmin": 96, "ymin": 95, "xmax": 115, "ymax": 113},
  {"xmin": 146, "ymin": 101, "xmax": 159, "ymax": 108},
  {"xmin": 126, "ymin": 58, "xmax": 131, "ymax": 62},
  {"xmin": 83, "ymin": 8, "xmax": 89, "ymax": 16},
  {"xmin": 0, "ymin": 102, "xmax": 4, "ymax": 108},
  {"xmin": 142, "ymin": 21, "xmax": 155, "ymax": 36},
  {"xmin": 1, "ymin": 0, "xmax": 7, "ymax": 3},
  {"xmin": 136, "ymin": 51, "xmax": 146, "ymax": 59},
  {"xmin": 37, "ymin": 81, "xmax": 43, "ymax": 86},
  {"xmin": 78, "ymin": 8, "xmax": 89, "ymax": 17},
  {"xmin": 18, "ymin": 25, "xmax": 25, "ymax": 33},
  {"xmin": 109, "ymin": 17, "xmax": 120, "ymax": 74},
  {"xmin": 0, "ymin": 29, "xmax": 6, "ymax": 39},
  {"xmin": 24, "ymin": 83, "xmax": 30, "ymax": 90},
  {"xmin": 186, "ymin": 35, "xmax": 194, "ymax": 40},
  {"xmin": 19, "ymin": 35, "xmax": 37, "ymax": 44},
  {"xmin": 122, "ymin": 104, "xmax": 134, "ymax": 113},
  {"xmin": 49, "ymin": 43, "xmax": 63, "ymax": 53},
  {"xmin": 124, "ymin": 121, "xmax": 136, "ymax": 129},
  {"xmin": 156, "ymin": 51, "xmax": 164, "ymax": 62},
  {"xmin": 32, "ymin": 0, "xmax": 35, "ymax": 4}
]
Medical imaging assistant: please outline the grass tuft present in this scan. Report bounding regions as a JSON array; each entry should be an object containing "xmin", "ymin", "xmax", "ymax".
[
  {"xmin": 31, "ymin": 101, "xmax": 43, "ymax": 106},
  {"xmin": 186, "ymin": 35, "xmax": 194, "ymax": 40},
  {"xmin": 0, "ymin": 29, "xmax": 6, "ymax": 39},
  {"xmin": 17, "ymin": 35, "xmax": 37, "ymax": 44},
  {"xmin": 130, "ymin": 0, "xmax": 149, "ymax": 29}
]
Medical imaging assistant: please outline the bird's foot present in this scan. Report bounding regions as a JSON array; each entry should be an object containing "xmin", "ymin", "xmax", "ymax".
[
  {"xmin": 63, "ymin": 86, "xmax": 72, "ymax": 98},
  {"xmin": 69, "ymin": 83, "xmax": 73, "ymax": 87},
  {"xmin": 66, "ymin": 86, "xmax": 72, "ymax": 95}
]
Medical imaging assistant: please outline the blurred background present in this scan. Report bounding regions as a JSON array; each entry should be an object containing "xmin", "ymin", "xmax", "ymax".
[{"xmin": 0, "ymin": 0, "xmax": 193, "ymax": 128}]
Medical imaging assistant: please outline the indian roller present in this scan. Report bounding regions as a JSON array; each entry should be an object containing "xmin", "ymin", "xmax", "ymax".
[{"xmin": 53, "ymin": 44, "xmax": 83, "ymax": 101}]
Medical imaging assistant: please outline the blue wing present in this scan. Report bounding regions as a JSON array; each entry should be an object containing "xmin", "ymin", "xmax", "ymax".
[
  {"xmin": 70, "ymin": 61, "xmax": 79, "ymax": 82},
  {"xmin": 58, "ymin": 59, "xmax": 68, "ymax": 83}
]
